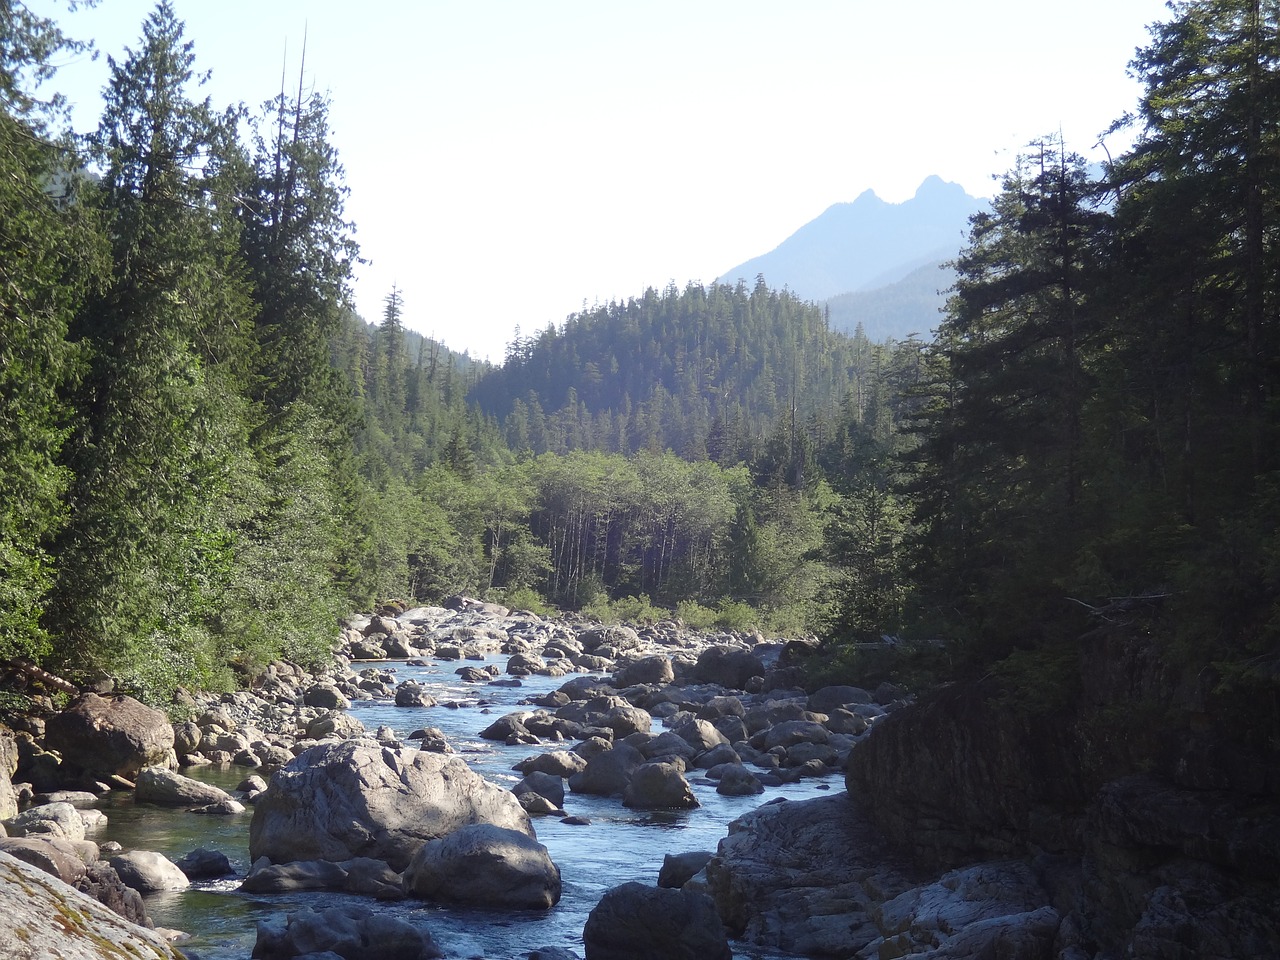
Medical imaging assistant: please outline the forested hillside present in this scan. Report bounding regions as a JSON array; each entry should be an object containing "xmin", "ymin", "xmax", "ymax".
[{"xmin": 1, "ymin": 0, "xmax": 1277, "ymax": 735}]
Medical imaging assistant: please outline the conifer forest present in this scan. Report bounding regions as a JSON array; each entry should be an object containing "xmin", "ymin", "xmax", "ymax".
[{"xmin": 1, "ymin": 0, "xmax": 1278, "ymax": 733}]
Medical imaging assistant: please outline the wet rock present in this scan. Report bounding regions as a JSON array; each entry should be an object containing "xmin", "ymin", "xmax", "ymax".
[
  {"xmin": 514, "ymin": 770, "xmax": 566, "ymax": 808},
  {"xmin": 174, "ymin": 847, "xmax": 235, "ymax": 879},
  {"xmin": 658, "ymin": 850, "xmax": 714, "ymax": 888},
  {"xmin": 252, "ymin": 904, "xmax": 442, "ymax": 960},
  {"xmin": 716, "ymin": 763, "xmax": 765, "ymax": 796},
  {"xmin": 568, "ymin": 744, "xmax": 644, "ymax": 798},
  {"xmin": 515, "ymin": 750, "xmax": 588, "ymax": 779},
  {"xmin": 402, "ymin": 823, "xmax": 561, "ymax": 909},
  {"xmin": 623, "ymin": 762, "xmax": 698, "ymax": 810},
  {"xmin": 394, "ymin": 680, "xmax": 437, "ymax": 708},
  {"xmin": 583, "ymin": 881, "xmax": 731, "ymax": 960}
]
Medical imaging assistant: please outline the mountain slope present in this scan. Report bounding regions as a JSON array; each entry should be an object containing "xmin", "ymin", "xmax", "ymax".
[
  {"xmin": 825, "ymin": 259, "xmax": 955, "ymax": 341},
  {"xmin": 716, "ymin": 175, "xmax": 984, "ymax": 306}
]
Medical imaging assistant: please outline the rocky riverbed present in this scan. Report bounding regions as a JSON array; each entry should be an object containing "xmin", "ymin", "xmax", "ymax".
[{"xmin": 2, "ymin": 600, "xmax": 1275, "ymax": 959}]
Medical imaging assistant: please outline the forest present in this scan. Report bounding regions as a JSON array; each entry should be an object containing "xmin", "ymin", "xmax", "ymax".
[{"xmin": 1, "ymin": 0, "xmax": 1277, "ymax": 718}]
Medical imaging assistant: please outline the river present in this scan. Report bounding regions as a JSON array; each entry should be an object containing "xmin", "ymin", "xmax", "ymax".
[{"xmin": 96, "ymin": 655, "xmax": 837, "ymax": 959}]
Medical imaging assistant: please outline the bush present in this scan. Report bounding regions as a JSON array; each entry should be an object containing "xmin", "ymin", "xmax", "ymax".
[
  {"xmin": 581, "ymin": 593, "xmax": 666, "ymax": 625},
  {"xmin": 493, "ymin": 585, "xmax": 555, "ymax": 617}
]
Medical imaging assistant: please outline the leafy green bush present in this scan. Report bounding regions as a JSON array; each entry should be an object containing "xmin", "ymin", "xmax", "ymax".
[
  {"xmin": 581, "ymin": 593, "xmax": 666, "ymax": 625},
  {"xmin": 493, "ymin": 585, "xmax": 555, "ymax": 617},
  {"xmin": 675, "ymin": 600, "xmax": 719, "ymax": 630}
]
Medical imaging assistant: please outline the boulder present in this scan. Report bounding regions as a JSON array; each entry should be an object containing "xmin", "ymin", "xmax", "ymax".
[
  {"xmin": 394, "ymin": 681, "xmax": 436, "ymax": 708},
  {"xmin": 304, "ymin": 711, "xmax": 366, "ymax": 740},
  {"xmin": 623, "ymin": 762, "xmax": 699, "ymax": 810},
  {"xmin": 303, "ymin": 682, "xmax": 351, "ymax": 710},
  {"xmin": 613, "ymin": 655, "xmax": 674, "ymax": 687},
  {"xmin": 135, "ymin": 766, "xmax": 236, "ymax": 807},
  {"xmin": 658, "ymin": 850, "xmax": 714, "ymax": 888},
  {"xmin": 402, "ymin": 823, "xmax": 562, "ymax": 909},
  {"xmin": 0, "ymin": 728, "xmax": 18, "ymax": 821},
  {"xmin": 578, "ymin": 625, "xmax": 642, "ymax": 654},
  {"xmin": 174, "ymin": 847, "xmax": 235, "ymax": 879},
  {"xmin": 691, "ymin": 646, "xmax": 764, "ymax": 690},
  {"xmin": 515, "ymin": 750, "xmax": 588, "ymax": 779},
  {"xmin": 109, "ymin": 849, "xmax": 189, "ymax": 892},
  {"xmin": 716, "ymin": 763, "xmax": 764, "ymax": 796},
  {"xmin": 583, "ymin": 881, "xmax": 731, "ymax": 960},
  {"xmin": 568, "ymin": 744, "xmax": 644, "ymax": 797},
  {"xmin": 513, "ymin": 771, "xmax": 566, "ymax": 808},
  {"xmin": 0, "ymin": 850, "xmax": 182, "ymax": 959},
  {"xmin": 249, "ymin": 740, "xmax": 533, "ymax": 871},
  {"xmin": 44, "ymin": 693, "xmax": 175, "ymax": 780},
  {"xmin": 4, "ymin": 801, "xmax": 85, "ymax": 841},
  {"xmin": 0, "ymin": 835, "xmax": 88, "ymax": 884},
  {"xmin": 252, "ymin": 905, "xmax": 442, "ymax": 960},
  {"xmin": 807, "ymin": 684, "xmax": 874, "ymax": 713}
]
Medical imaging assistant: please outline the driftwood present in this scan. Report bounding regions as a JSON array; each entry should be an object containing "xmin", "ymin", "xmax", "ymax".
[{"xmin": 1, "ymin": 658, "xmax": 80, "ymax": 696}]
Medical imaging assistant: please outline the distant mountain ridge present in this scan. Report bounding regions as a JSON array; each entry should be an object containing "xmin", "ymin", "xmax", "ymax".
[{"xmin": 716, "ymin": 176, "xmax": 986, "ymax": 340}]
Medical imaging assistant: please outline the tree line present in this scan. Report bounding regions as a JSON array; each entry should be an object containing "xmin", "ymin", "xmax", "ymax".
[{"xmin": 5, "ymin": 0, "xmax": 1272, "ymax": 716}]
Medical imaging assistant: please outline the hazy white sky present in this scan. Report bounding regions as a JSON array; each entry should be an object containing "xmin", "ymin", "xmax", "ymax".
[{"xmin": 31, "ymin": 0, "xmax": 1171, "ymax": 360}]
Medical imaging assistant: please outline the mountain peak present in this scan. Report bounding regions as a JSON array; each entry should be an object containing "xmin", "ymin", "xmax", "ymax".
[{"xmin": 716, "ymin": 176, "xmax": 987, "ymax": 302}]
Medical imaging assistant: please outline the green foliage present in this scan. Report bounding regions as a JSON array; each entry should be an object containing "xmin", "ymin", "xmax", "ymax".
[
  {"xmin": 580, "ymin": 593, "xmax": 665, "ymax": 626},
  {"xmin": 491, "ymin": 585, "xmax": 555, "ymax": 617}
]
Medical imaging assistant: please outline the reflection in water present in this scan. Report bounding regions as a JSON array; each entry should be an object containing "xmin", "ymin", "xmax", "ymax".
[{"xmin": 107, "ymin": 657, "xmax": 831, "ymax": 959}]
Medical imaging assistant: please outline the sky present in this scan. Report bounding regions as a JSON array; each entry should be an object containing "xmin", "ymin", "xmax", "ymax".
[{"xmin": 28, "ymin": 0, "xmax": 1172, "ymax": 361}]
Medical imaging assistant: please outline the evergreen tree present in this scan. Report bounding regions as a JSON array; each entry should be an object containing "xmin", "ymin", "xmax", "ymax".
[
  {"xmin": 0, "ymin": 1, "xmax": 107, "ymax": 659},
  {"xmin": 50, "ymin": 2, "xmax": 256, "ymax": 694}
]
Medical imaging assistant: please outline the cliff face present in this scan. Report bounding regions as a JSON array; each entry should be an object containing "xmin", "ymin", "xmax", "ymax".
[{"xmin": 843, "ymin": 626, "xmax": 1280, "ymax": 957}]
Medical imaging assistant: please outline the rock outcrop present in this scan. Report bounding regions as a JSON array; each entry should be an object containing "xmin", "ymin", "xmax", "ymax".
[{"xmin": 0, "ymin": 849, "xmax": 183, "ymax": 959}]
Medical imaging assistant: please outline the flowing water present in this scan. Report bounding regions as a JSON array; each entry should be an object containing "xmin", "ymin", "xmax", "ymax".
[{"xmin": 99, "ymin": 657, "xmax": 834, "ymax": 959}]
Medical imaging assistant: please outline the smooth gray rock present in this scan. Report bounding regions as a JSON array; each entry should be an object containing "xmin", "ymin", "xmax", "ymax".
[
  {"xmin": 0, "ymin": 850, "xmax": 181, "ymax": 959},
  {"xmin": 623, "ymin": 762, "xmax": 699, "ymax": 810},
  {"xmin": 135, "ymin": 765, "xmax": 236, "ymax": 807},
  {"xmin": 568, "ymin": 744, "xmax": 644, "ymax": 797},
  {"xmin": 583, "ymin": 881, "xmax": 731, "ymax": 960},
  {"xmin": 402, "ymin": 823, "xmax": 561, "ymax": 909},
  {"xmin": 658, "ymin": 850, "xmax": 714, "ymax": 889},
  {"xmin": 249, "ymin": 740, "xmax": 533, "ymax": 871},
  {"xmin": 4, "ymin": 801, "xmax": 85, "ymax": 841},
  {"xmin": 252, "ymin": 904, "xmax": 441, "ymax": 960},
  {"xmin": 109, "ymin": 849, "xmax": 189, "ymax": 892}
]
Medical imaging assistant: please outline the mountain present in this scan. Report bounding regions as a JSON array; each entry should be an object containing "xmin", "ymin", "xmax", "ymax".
[
  {"xmin": 825, "ymin": 259, "xmax": 956, "ymax": 342},
  {"xmin": 716, "ymin": 176, "xmax": 985, "ymax": 339}
]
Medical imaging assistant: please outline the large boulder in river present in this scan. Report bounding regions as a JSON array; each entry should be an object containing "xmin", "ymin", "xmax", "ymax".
[
  {"xmin": 0, "ymin": 850, "xmax": 183, "ymax": 959},
  {"xmin": 249, "ymin": 740, "xmax": 533, "ymax": 871},
  {"xmin": 623, "ymin": 761, "xmax": 699, "ymax": 810},
  {"xmin": 583, "ymin": 881, "xmax": 731, "ymax": 960},
  {"xmin": 402, "ymin": 823, "xmax": 562, "ymax": 909},
  {"xmin": 45, "ymin": 693, "xmax": 175, "ymax": 780},
  {"xmin": 691, "ymin": 646, "xmax": 764, "ymax": 690}
]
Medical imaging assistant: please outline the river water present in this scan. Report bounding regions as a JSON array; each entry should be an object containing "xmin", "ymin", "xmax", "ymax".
[{"xmin": 96, "ymin": 656, "xmax": 836, "ymax": 959}]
